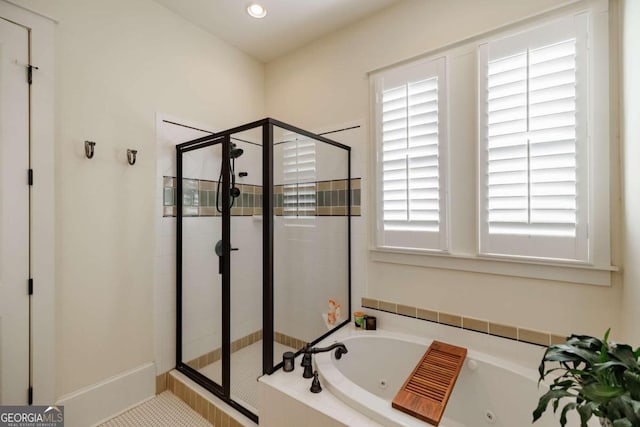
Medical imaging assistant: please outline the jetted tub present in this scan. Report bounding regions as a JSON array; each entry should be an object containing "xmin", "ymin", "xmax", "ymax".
[{"xmin": 314, "ymin": 330, "xmax": 592, "ymax": 427}]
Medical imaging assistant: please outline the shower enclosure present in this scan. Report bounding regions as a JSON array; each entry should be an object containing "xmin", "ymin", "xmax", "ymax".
[{"xmin": 175, "ymin": 118, "xmax": 351, "ymax": 422}]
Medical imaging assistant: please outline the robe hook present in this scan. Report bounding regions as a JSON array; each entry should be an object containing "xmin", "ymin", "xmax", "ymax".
[
  {"xmin": 127, "ymin": 149, "xmax": 137, "ymax": 166},
  {"xmin": 85, "ymin": 141, "xmax": 96, "ymax": 159}
]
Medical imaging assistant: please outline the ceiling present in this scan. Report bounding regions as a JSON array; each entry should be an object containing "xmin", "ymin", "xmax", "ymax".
[{"xmin": 153, "ymin": 0, "xmax": 401, "ymax": 62}]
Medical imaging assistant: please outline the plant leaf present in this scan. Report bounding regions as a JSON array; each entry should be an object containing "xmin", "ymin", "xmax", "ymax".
[
  {"xmin": 560, "ymin": 402, "xmax": 577, "ymax": 426},
  {"xmin": 554, "ymin": 346, "xmax": 601, "ymax": 366},
  {"xmin": 595, "ymin": 361, "xmax": 629, "ymax": 371},
  {"xmin": 607, "ymin": 394, "xmax": 640, "ymax": 425},
  {"xmin": 623, "ymin": 371, "xmax": 640, "ymax": 401},
  {"xmin": 544, "ymin": 351, "xmax": 589, "ymax": 365},
  {"xmin": 577, "ymin": 403, "xmax": 593, "ymax": 426},
  {"xmin": 598, "ymin": 329, "xmax": 611, "ymax": 363},
  {"xmin": 533, "ymin": 390, "xmax": 573, "ymax": 422},
  {"xmin": 581, "ymin": 383, "xmax": 625, "ymax": 403},
  {"xmin": 566, "ymin": 335, "xmax": 604, "ymax": 354},
  {"xmin": 610, "ymin": 344, "xmax": 638, "ymax": 367},
  {"xmin": 552, "ymin": 379, "xmax": 577, "ymax": 388}
]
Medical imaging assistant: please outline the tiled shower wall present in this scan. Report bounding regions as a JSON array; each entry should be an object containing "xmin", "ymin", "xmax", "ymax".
[{"xmin": 163, "ymin": 177, "xmax": 361, "ymax": 217}]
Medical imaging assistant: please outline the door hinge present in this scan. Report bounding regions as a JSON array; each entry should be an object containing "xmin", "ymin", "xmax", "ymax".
[
  {"xmin": 27, "ymin": 64, "xmax": 39, "ymax": 85},
  {"xmin": 28, "ymin": 278, "xmax": 33, "ymax": 295},
  {"xmin": 28, "ymin": 386, "xmax": 33, "ymax": 405},
  {"xmin": 28, "ymin": 169, "xmax": 33, "ymax": 186}
]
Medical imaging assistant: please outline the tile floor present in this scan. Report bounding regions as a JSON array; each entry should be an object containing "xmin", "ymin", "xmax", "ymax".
[
  {"xmin": 101, "ymin": 340, "xmax": 295, "ymax": 426},
  {"xmin": 99, "ymin": 391, "xmax": 211, "ymax": 427}
]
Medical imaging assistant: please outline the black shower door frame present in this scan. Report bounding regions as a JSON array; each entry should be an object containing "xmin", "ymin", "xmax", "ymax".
[{"xmin": 175, "ymin": 118, "xmax": 352, "ymax": 423}]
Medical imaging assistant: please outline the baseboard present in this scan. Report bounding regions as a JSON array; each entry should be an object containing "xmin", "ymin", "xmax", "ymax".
[{"xmin": 55, "ymin": 362, "xmax": 155, "ymax": 427}]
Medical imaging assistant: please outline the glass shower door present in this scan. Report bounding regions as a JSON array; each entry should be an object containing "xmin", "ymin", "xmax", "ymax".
[
  {"xmin": 179, "ymin": 140, "xmax": 224, "ymax": 393},
  {"xmin": 228, "ymin": 128, "xmax": 264, "ymax": 415}
]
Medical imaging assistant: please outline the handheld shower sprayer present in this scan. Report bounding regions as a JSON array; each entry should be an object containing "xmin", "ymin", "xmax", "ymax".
[{"xmin": 216, "ymin": 142, "xmax": 245, "ymax": 213}]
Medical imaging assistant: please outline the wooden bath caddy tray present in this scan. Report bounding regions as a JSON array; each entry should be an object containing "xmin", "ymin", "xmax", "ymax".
[{"xmin": 392, "ymin": 341, "xmax": 467, "ymax": 426}]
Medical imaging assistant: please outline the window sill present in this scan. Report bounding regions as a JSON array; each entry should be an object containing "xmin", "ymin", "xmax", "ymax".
[{"xmin": 370, "ymin": 247, "xmax": 618, "ymax": 286}]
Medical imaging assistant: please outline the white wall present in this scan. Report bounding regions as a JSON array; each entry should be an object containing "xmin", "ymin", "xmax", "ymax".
[
  {"xmin": 620, "ymin": 0, "xmax": 640, "ymax": 346},
  {"xmin": 19, "ymin": 0, "xmax": 265, "ymax": 399},
  {"xmin": 265, "ymin": 0, "xmax": 624, "ymax": 340}
]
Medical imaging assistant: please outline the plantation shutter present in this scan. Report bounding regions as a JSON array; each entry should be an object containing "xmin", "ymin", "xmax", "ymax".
[
  {"xmin": 479, "ymin": 14, "xmax": 589, "ymax": 261},
  {"xmin": 283, "ymin": 138, "xmax": 316, "ymax": 218},
  {"xmin": 374, "ymin": 57, "xmax": 448, "ymax": 250}
]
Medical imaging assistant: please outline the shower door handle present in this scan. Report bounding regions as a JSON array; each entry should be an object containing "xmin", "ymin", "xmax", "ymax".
[
  {"xmin": 215, "ymin": 240, "xmax": 238, "ymax": 256},
  {"xmin": 215, "ymin": 240, "xmax": 238, "ymax": 274},
  {"xmin": 217, "ymin": 249, "xmax": 239, "ymax": 274}
]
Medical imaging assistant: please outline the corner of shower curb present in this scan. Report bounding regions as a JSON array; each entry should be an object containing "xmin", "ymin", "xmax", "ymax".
[{"xmin": 167, "ymin": 370, "xmax": 257, "ymax": 427}]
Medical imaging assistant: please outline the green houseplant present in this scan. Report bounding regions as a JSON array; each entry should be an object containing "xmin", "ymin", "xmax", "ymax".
[{"xmin": 534, "ymin": 329, "xmax": 640, "ymax": 427}]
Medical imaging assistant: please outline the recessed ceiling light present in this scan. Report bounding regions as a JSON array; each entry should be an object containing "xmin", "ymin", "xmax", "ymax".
[{"xmin": 246, "ymin": 3, "xmax": 267, "ymax": 19}]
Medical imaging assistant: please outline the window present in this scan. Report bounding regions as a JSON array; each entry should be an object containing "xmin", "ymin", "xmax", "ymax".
[
  {"xmin": 283, "ymin": 137, "xmax": 316, "ymax": 220},
  {"xmin": 479, "ymin": 14, "xmax": 589, "ymax": 261},
  {"xmin": 370, "ymin": 3, "xmax": 612, "ymax": 284},
  {"xmin": 372, "ymin": 56, "xmax": 448, "ymax": 251}
]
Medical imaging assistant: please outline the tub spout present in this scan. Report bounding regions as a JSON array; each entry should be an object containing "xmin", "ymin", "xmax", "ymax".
[
  {"xmin": 304, "ymin": 343, "xmax": 348, "ymax": 359},
  {"xmin": 301, "ymin": 343, "xmax": 348, "ymax": 378}
]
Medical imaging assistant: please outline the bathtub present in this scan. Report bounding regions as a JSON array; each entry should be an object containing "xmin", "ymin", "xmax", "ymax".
[{"xmin": 314, "ymin": 330, "xmax": 585, "ymax": 427}]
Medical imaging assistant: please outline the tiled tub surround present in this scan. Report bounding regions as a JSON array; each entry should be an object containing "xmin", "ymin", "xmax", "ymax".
[
  {"xmin": 361, "ymin": 297, "xmax": 566, "ymax": 347},
  {"xmin": 163, "ymin": 177, "xmax": 361, "ymax": 217}
]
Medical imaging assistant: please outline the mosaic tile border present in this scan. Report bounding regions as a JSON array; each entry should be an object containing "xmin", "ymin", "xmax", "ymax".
[
  {"xmin": 273, "ymin": 331, "xmax": 307, "ymax": 351},
  {"xmin": 184, "ymin": 330, "xmax": 263, "ymax": 371},
  {"xmin": 179, "ymin": 329, "xmax": 306, "ymax": 375},
  {"xmin": 162, "ymin": 176, "xmax": 361, "ymax": 217},
  {"xmin": 163, "ymin": 177, "xmax": 262, "ymax": 218},
  {"xmin": 165, "ymin": 373, "xmax": 246, "ymax": 427},
  {"xmin": 273, "ymin": 178, "xmax": 361, "ymax": 217},
  {"xmin": 361, "ymin": 297, "xmax": 566, "ymax": 348}
]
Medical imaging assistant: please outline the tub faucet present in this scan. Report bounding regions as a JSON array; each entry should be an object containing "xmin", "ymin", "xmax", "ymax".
[{"xmin": 300, "ymin": 343, "xmax": 348, "ymax": 378}]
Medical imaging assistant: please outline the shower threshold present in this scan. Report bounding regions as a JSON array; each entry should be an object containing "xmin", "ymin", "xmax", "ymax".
[{"xmin": 198, "ymin": 340, "xmax": 296, "ymax": 414}]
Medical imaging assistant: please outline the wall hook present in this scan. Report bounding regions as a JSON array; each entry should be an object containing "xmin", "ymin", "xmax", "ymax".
[
  {"xmin": 127, "ymin": 149, "xmax": 137, "ymax": 166},
  {"xmin": 85, "ymin": 141, "xmax": 96, "ymax": 159}
]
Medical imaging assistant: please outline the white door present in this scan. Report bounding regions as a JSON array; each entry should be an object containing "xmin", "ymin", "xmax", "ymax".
[{"xmin": 0, "ymin": 17, "xmax": 30, "ymax": 405}]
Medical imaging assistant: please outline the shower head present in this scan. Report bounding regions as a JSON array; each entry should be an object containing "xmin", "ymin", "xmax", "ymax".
[{"xmin": 230, "ymin": 143, "xmax": 244, "ymax": 159}]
